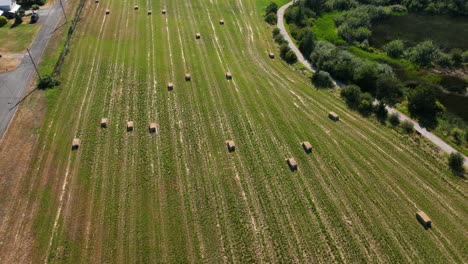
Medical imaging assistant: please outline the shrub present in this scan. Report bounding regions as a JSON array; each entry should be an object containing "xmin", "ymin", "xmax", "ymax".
[
  {"xmin": 436, "ymin": 52, "xmax": 452, "ymax": 67},
  {"xmin": 376, "ymin": 75, "xmax": 404, "ymax": 106},
  {"xmin": 32, "ymin": 4, "xmax": 40, "ymax": 10},
  {"xmin": 451, "ymin": 128, "xmax": 465, "ymax": 145},
  {"xmin": 375, "ymin": 102, "xmax": 388, "ymax": 123},
  {"xmin": 274, "ymin": 34, "xmax": 286, "ymax": 45},
  {"xmin": 14, "ymin": 14, "xmax": 23, "ymax": 25},
  {"xmin": 341, "ymin": 85, "xmax": 362, "ymax": 108},
  {"xmin": 383, "ymin": 40, "xmax": 405, "ymax": 58},
  {"xmin": 358, "ymin": 92, "xmax": 374, "ymax": 116},
  {"xmin": 272, "ymin": 27, "xmax": 280, "ymax": 37},
  {"xmin": 38, "ymin": 75, "xmax": 60, "ymax": 90},
  {"xmin": 280, "ymin": 43, "xmax": 290, "ymax": 57},
  {"xmin": 408, "ymin": 85, "xmax": 443, "ymax": 118},
  {"xmin": 405, "ymin": 41, "xmax": 439, "ymax": 67},
  {"xmin": 265, "ymin": 2, "xmax": 278, "ymax": 15},
  {"xmin": 0, "ymin": 16, "xmax": 7, "ymax": 27},
  {"xmin": 462, "ymin": 50, "xmax": 468, "ymax": 63},
  {"xmin": 448, "ymin": 152, "xmax": 465, "ymax": 174},
  {"xmin": 312, "ymin": 70, "xmax": 333, "ymax": 88},
  {"xmin": 401, "ymin": 120, "xmax": 414, "ymax": 134},
  {"xmin": 450, "ymin": 48, "xmax": 463, "ymax": 66},
  {"xmin": 389, "ymin": 112, "xmax": 400, "ymax": 126}
]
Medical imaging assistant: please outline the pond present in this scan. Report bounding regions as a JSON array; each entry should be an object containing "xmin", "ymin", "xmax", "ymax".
[{"xmin": 370, "ymin": 14, "xmax": 468, "ymax": 51}]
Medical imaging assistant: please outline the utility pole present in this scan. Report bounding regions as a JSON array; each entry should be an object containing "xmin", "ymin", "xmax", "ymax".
[
  {"xmin": 27, "ymin": 48, "xmax": 41, "ymax": 80},
  {"xmin": 59, "ymin": 0, "xmax": 67, "ymax": 21}
]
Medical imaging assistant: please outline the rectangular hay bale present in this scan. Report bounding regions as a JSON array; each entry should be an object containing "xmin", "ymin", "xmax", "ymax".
[
  {"xmin": 329, "ymin": 112, "xmax": 339, "ymax": 121},
  {"xmin": 416, "ymin": 211, "xmax": 432, "ymax": 229},
  {"xmin": 287, "ymin": 158, "xmax": 297, "ymax": 171},
  {"xmin": 302, "ymin": 141, "xmax": 313, "ymax": 153},
  {"xmin": 127, "ymin": 121, "xmax": 134, "ymax": 131},
  {"xmin": 226, "ymin": 140, "xmax": 235, "ymax": 152}
]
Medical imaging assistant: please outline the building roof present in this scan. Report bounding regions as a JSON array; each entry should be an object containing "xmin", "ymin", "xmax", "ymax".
[{"xmin": 0, "ymin": 0, "xmax": 10, "ymax": 6}]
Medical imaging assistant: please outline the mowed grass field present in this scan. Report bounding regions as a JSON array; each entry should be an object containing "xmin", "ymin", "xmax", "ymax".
[{"xmin": 5, "ymin": 0, "xmax": 467, "ymax": 262}]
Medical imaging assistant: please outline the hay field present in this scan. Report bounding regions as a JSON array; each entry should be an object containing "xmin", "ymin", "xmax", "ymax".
[{"xmin": 5, "ymin": 0, "xmax": 467, "ymax": 262}]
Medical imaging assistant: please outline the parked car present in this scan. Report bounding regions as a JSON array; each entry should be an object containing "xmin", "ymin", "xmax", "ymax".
[{"xmin": 30, "ymin": 11, "xmax": 38, "ymax": 23}]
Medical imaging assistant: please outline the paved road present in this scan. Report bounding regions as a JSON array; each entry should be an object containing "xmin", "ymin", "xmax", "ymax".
[
  {"xmin": 0, "ymin": 0, "xmax": 67, "ymax": 139},
  {"xmin": 277, "ymin": 1, "xmax": 467, "ymax": 167}
]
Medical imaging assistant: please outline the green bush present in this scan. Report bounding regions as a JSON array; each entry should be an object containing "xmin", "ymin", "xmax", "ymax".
[
  {"xmin": 0, "ymin": 16, "xmax": 7, "ymax": 27},
  {"xmin": 461, "ymin": 50, "xmax": 468, "ymax": 63},
  {"xmin": 284, "ymin": 50, "xmax": 298, "ymax": 64},
  {"xmin": 405, "ymin": 40, "xmax": 439, "ymax": 67},
  {"xmin": 38, "ymin": 75, "xmax": 60, "ymax": 90},
  {"xmin": 383, "ymin": 40, "xmax": 405, "ymax": 58},
  {"xmin": 436, "ymin": 52, "xmax": 452, "ymax": 67},
  {"xmin": 448, "ymin": 152, "xmax": 465, "ymax": 174},
  {"xmin": 32, "ymin": 4, "xmax": 40, "ymax": 10},
  {"xmin": 272, "ymin": 27, "xmax": 280, "ymax": 37},
  {"xmin": 401, "ymin": 120, "xmax": 414, "ymax": 134},
  {"xmin": 265, "ymin": 13, "xmax": 277, "ymax": 25},
  {"xmin": 389, "ymin": 112, "xmax": 400, "ymax": 126},
  {"xmin": 358, "ymin": 92, "xmax": 374, "ymax": 116},
  {"xmin": 408, "ymin": 85, "xmax": 443, "ymax": 118},
  {"xmin": 312, "ymin": 70, "xmax": 333, "ymax": 88},
  {"xmin": 451, "ymin": 128, "xmax": 466, "ymax": 145},
  {"xmin": 375, "ymin": 102, "xmax": 388, "ymax": 123},
  {"xmin": 341, "ymin": 85, "xmax": 362, "ymax": 108}
]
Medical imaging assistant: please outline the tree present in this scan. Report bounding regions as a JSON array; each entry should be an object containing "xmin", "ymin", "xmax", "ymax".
[
  {"xmin": 408, "ymin": 85, "xmax": 443, "ymax": 117},
  {"xmin": 383, "ymin": 40, "xmax": 405, "ymax": 58},
  {"xmin": 264, "ymin": 13, "xmax": 277, "ymax": 25},
  {"xmin": 376, "ymin": 76, "xmax": 404, "ymax": 105},
  {"xmin": 265, "ymin": 2, "xmax": 278, "ymax": 15},
  {"xmin": 353, "ymin": 61, "xmax": 379, "ymax": 94},
  {"xmin": 303, "ymin": 0, "xmax": 327, "ymax": 14},
  {"xmin": 448, "ymin": 152, "xmax": 465, "ymax": 174},
  {"xmin": 280, "ymin": 43, "xmax": 290, "ymax": 58},
  {"xmin": 405, "ymin": 40, "xmax": 438, "ymax": 66},
  {"xmin": 298, "ymin": 29, "xmax": 315, "ymax": 58},
  {"xmin": 284, "ymin": 50, "xmax": 298, "ymax": 64},
  {"xmin": 389, "ymin": 112, "xmax": 400, "ymax": 126},
  {"xmin": 272, "ymin": 27, "xmax": 280, "ymax": 37},
  {"xmin": 312, "ymin": 70, "xmax": 333, "ymax": 88},
  {"xmin": 375, "ymin": 102, "xmax": 388, "ymax": 123},
  {"xmin": 340, "ymin": 85, "xmax": 362, "ymax": 108},
  {"xmin": 0, "ymin": 16, "xmax": 7, "ymax": 27}
]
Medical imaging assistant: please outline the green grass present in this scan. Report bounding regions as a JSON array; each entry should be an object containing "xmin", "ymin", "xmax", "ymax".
[
  {"xmin": 13, "ymin": 0, "xmax": 468, "ymax": 263},
  {"xmin": 0, "ymin": 18, "xmax": 40, "ymax": 53},
  {"xmin": 312, "ymin": 11, "xmax": 345, "ymax": 45}
]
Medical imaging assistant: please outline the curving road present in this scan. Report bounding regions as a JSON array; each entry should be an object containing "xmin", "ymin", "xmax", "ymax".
[{"xmin": 277, "ymin": 1, "xmax": 467, "ymax": 167}]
